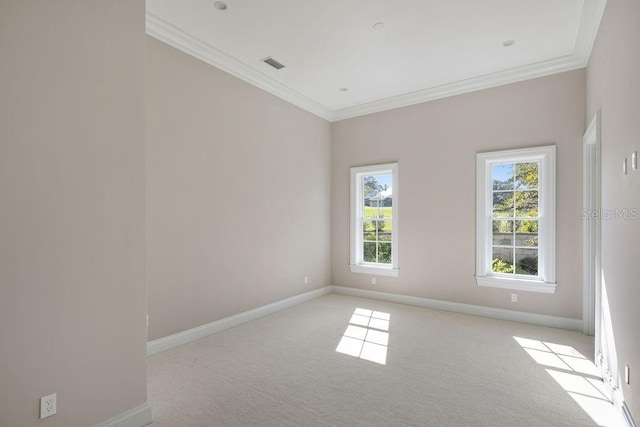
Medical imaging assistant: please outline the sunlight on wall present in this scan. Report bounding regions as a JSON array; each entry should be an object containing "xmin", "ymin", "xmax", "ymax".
[
  {"xmin": 336, "ymin": 308, "xmax": 390, "ymax": 365},
  {"xmin": 514, "ymin": 336, "xmax": 620, "ymax": 426}
]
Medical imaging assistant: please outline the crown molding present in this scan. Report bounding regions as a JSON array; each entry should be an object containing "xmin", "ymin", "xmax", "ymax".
[
  {"xmin": 574, "ymin": 0, "xmax": 608, "ymax": 64},
  {"xmin": 146, "ymin": 0, "xmax": 607, "ymax": 123},
  {"xmin": 332, "ymin": 0, "xmax": 607, "ymax": 121},
  {"xmin": 331, "ymin": 54, "xmax": 586, "ymax": 121},
  {"xmin": 145, "ymin": 11, "xmax": 333, "ymax": 121}
]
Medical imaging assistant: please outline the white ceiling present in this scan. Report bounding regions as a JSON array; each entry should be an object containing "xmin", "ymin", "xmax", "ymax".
[{"xmin": 146, "ymin": 0, "xmax": 606, "ymax": 121}]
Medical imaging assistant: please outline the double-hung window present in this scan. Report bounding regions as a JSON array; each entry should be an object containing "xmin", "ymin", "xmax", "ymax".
[
  {"xmin": 350, "ymin": 163, "xmax": 399, "ymax": 277},
  {"xmin": 476, "ymin": 146, "xmax": 556, "ymax": 293}
]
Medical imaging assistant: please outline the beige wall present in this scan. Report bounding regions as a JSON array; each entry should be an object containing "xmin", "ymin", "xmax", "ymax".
[
  {"xmin": 587, "ymin": 0, "xmax": 640, "ymax": 416},
  {"xmin": 146, "ymin": 38, "xmax": 332, "ymax": 340},
  {"xmin": 0, "ymin": 1, "xmax": 148, "ymax": 426},
  {"xmin": 332, "ymin": 70, "xmax": 586, "ymax": 319}
]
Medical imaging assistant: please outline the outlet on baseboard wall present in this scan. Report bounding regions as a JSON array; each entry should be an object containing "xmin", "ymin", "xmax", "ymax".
[
  {"xmin": 40, "ymin": 393, "xmax": 56, "ymax": 419},
  {"xmin": 511, "ymin": 293, "xmax": 518, "ymax": 303},
  {"xmin": 371, "ymin": 277, "xmax": 376, "ymax": 285}
]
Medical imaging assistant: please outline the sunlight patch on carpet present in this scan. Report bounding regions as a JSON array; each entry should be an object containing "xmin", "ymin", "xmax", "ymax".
[
  {"xmin": 514, "ymin": 336, "xmax": 619, "ymax": 426},
  {"xmin": 336, "ymin": 308, "xmax": 390, "ymax": 365}
]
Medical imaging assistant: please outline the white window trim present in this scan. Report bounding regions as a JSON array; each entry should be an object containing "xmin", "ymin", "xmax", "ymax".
[
  {"xmin": 349, "ymin": 163, "xmax": 399, "ymax": 277},
  {"xmin": 475, "ymin": 146, "xmax": 556, "ymax": 294}
]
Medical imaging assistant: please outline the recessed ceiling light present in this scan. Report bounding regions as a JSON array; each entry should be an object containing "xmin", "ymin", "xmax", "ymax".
[
  {"xmin": 503, "ymin": 40, "xmax": 515, "ymax": 47},
  {"xmin": 339, "ymin": 87, "xmax": 348, "ymax": 92},
  {"xmin": 373, "ymin": 22, "xmax": 385, "ymax": 30},
  {"xmin": 214, "ymin": 1, "xmax": 227, "ymax": 10}
]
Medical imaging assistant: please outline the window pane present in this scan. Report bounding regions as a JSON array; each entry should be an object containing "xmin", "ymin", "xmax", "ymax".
[
  {"xmin": 371, "ymin": 220, "xmax": 380, "ymax": 240},
  {"xmin": 378, "ymin": 214, "xmax": 390, "ymax": 234},
  {"xmin": 370, "ymin": 198, "xmax": 382, "ymax": 209},
  {"xmin": 377, "ymin": 173, "xmax": 392, "ymax": 209},
  {"xmin": 515, "ymin": 190, "xmax": 538, "ymax": 217},
  {"xmin": 363, "ymin": 175, "xmax": 380, "ymax": 197},
  {"xmin": 379, "ymin": 230, "xmax": 392, "ymax": 241},
  {"xmin": 363, "ymin": 242, "xmax": 376, "ymax": 262},
  {"xmin": 515, "ymin": 220, "xmax": 538, "ymax": 247},
  {"xmin": 366, "ymin": 206, "xmax": 390, "ymax": 218},
  {"xmin": 516, "ymin": 248, "xmax": 538, "ymax": 275},
  {"xmin": 363, "ymin": 229, "xmax": 376, "ymax": 242},
  {"xmin": 492, "ymin": 164, "xmax": 514, "ymax": 190},
  {"xmin": 492, "ymin": 192, "xmax": 514, "ymax": 217},
  {"xmin": 363, "ymin": 220, "xmax": 375, "ymax": 238},
  {"xmin": 379, "ymin": 217, "xmax": 392, "ymax": 241},
  {"xmin": 492, "ymin": 247, "xmax": 514, "ymax": 274},
  {"xmin": 363, "ymin": 174, "xmax": 392, "ymax": 213},
  {"xmin": 515, "ymin": 162, "xmax": 538, "ymax": 190},
  {"xmin": 378, "ymin": 243, "xmax": 392, "ymax": 264},
  {"xmin": 364, "ymin": 205, "xmax": 377, "ymax": 218},
  {"xmin": 492, "ymin": 220, "xmax": 514, "ymax": 245}
]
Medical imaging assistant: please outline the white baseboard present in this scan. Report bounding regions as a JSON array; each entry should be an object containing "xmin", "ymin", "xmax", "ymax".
[
  {"xmin": 331, "ymin": 286, "xmax": 583, "ymax": 331},
  {"xmin": 622, "ymin": 401, "xmax": 637, "ymax": 427},
  {"xmin": 597, "ymin": 358, "xmax": 635, "ymax": 427},
  {"xmin": 95, "ymin": 402, "xmax": 152, "ymax": 427},
  {"xmin": 147, "ymin": 286, "xmax": 332, "ymax": 356},
  {"xmin": 147, "ymin": 284, "xmax": 584, "ymax": 357}
]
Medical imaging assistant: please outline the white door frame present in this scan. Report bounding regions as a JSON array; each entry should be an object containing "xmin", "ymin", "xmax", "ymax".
[
  {"xmin": 583, "ymin": 111, "xmax": 601, "ymax": 337},
  {"xmin": 584, "ymin": 112, "xmax": 636, "ymax": 427}
]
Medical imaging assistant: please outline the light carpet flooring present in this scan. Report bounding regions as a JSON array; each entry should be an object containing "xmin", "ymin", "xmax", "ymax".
[{"xmin": 148, "ymin": 294, "xmax": 619, "ymax": 426}]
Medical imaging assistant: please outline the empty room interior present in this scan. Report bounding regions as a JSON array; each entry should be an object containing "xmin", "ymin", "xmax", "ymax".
[{"xmin": 1, "ymin": 0, "xmax": 639, "ymax": 426}]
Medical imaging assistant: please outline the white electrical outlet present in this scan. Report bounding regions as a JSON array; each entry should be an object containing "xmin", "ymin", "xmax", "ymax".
[
  {"xmin": 632, "ymin": 151, "xmax": 638, "ymax": 171},
  {"xmin": 304, "ymin": 276, "xmax": 309, "ymax": 284},
  {"xmin": 625, "ymin": 364, "xmax": 630, "ymax": 385},
  {"xmin": 371, "ymin": 277, "xmax": 376, "ymax": 285},
  {"xmin": 511, "ymin": 293, "xmax": 518, "ymax": 303},
  {"xmin": 40, "ymin": 393, "xmax": 56, "ymax": 419}
]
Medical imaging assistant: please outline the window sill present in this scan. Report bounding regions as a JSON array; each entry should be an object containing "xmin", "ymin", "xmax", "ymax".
[
  {"xmin": 475, "ymin": 275, "xmax": 556, "ymax": 294},
  {"xmin": 350, "ymin": 264, "xmax": 399, "ymax": 277}
]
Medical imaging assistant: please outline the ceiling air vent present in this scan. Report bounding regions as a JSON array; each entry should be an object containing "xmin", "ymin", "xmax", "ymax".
[{"xmin": 261, "ymin": 57, "xmax": 285, "ymax": 70}]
